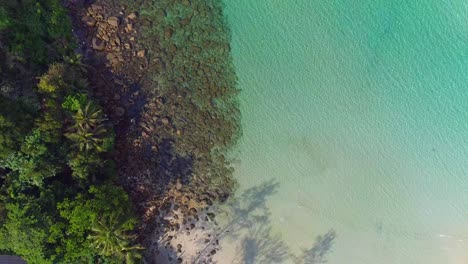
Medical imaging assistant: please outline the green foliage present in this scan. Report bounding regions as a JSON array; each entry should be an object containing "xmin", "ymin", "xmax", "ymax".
[
  {"xmin": 62, "ymin": 93, "xmax": 88, "ymax": 112},
  {"xmin": 2, "ymin": 130, "xmax": 61, "ymax": 186},
  {"xmin": 0, "ymin": 115, "xmax": 27, "ymax": 159},
  {"xmin": 46, "ymin": 0, "xmax": 73, "ymax": 40},
  {"xmin": 68, "ymin": 152, "xmax": 100, "ymax": 180},
  {"xmin": 0, "ymin": 2, "xmax": 137, "ymax": 263},
  {"xmin": 0, "ymin": 96, "xmax": 34, "ymax": 159},
  {"xmin": 37, "ymin": 63, "xmax": 66, "ymax": 94},
  {"xmin": 102, "ymin": 128, "xmax": 115, "ymax": 153},
  {"xmin": 56, "ymin": 183, "xmax": 140, "ymax": 263},
  {"xmin": 0, "ymin": 0, "xmax": 74, "ymax": 64},
  {"xmin": 66, "ymin": 124, "xmax": 107, "ymax": 153},
  {"xmin": 0, "ymin": 7, "xmax": 9, "ymax": 30},
  {"xmin": 71, "ymin": 102, "xmax": 106, "ymax": 129},
  {"xmin": 89, "ymin": 212, "xmax": 143, "ymax": 263},
  {"xmin": 0, "ymin": 201, "xmax": 53, "ymax": 264},
  {"xmin": 58, "ymin": 184, "xmax": 134, "ymax": 231},
  {"xmin": 65, "ymin": 102, "xmax": 114, "ymax": 180}
]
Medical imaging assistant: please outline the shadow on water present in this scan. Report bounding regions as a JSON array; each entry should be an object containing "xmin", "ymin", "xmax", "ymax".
[{"xmin": 211, "ymin": 180, "xmax": 337, "ymax": 264}]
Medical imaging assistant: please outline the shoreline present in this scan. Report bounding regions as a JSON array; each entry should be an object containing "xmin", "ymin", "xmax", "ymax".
[{"xmin": 66, "ymin": 0, "xmax": 241, "ymax": 262}]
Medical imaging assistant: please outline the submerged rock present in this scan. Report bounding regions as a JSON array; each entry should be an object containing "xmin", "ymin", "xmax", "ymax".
[{"xmin": 137, "ymin": 49, "xmax": 146, "ymax": 58}]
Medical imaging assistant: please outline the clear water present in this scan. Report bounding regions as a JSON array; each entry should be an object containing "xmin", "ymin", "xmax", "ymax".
[{"xmin": 220, "ymin": 0, "xmax": 468, "ymax": 263}]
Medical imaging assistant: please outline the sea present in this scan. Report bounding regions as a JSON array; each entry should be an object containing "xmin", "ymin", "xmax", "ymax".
[{"xmin": 217, "ymin": 0, "xmax": 468, "ymax": 263}]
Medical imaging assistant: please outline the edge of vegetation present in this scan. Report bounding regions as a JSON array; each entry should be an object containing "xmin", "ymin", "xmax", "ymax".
[{"xmin": 0, "ymin": 1, "xmax": 143, "ymax": 263}]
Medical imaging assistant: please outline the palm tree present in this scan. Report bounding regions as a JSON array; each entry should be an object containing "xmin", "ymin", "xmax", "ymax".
[
  {"xmin": 65, "ymin": 123, "xmax": 107, "ymax": 152},
  {"xmin": 65, "ymin": 102, "xmax": 108, "ymax": 153},
  {"xmin": 88, "ymin": 212, "xmax": 144, "ymax": 263},
  {"xmin": 73, "ymin": 102, "xmax": 106, "ymax": 129}
]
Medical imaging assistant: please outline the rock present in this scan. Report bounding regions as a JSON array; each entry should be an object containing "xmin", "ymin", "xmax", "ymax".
[
  {"xmin": 164, "ymin": 28, "xmax": 174, "ymax": 39},
  {"xmin": 126, "ymin": 23, "xmax": 133, "ymax": 31},
  {"xmin": 127, "ymin": 12, "xmax": 137, "ymax": 20},
  {"xmin": 169, "ymin": 44, "xmax": 177, "ymax": 53},
  {"xmin": 107, "ymin": 16, "xmax": 119, "ymax": 27},
  {"xmin": 106, "ymin": 53, "xmax": 115, "ymax": 61},
  {"xmin": 116, "ymin": 53, "xmax": 124, "ymax": 62},
  {"xmin": 161, "ymin": 117, "xmax": 169, "ymax": 125},
  {"xmin": 90, "ymin": 4, "xmax": 102, "ymax": 12},
  {"xmin": 137, "ymin": 49, "xmax": 146, "ymax": 58},
  {"xmin": 110, "ymin": 57, "xmax": 119, "ymax": 65},
  {"xmin": 101, "ymin": 34, "xmax": 110, "ymax": 42},
  {"xmin": 92, "ymin": 37, "xmax": 105, "ymax": 50},
  {"xmin": 192, "ymin": 46, "xmax": 202, "ymax": 53},
  {"xmin": 114, "ymin": 107, "xmax": 125, "ymax": 117},
  {"xmin": 114, "ymin": 79, "xmax": 124, "ymax": 85},
  {"xmin": 130, "ymin": 36, "xmax": 135, "ymax": 41},
  {"xmin": 82, "ymin": 16, "xmax": 96, "ymax": 27},
  {"xmin": 180, "ymin": 17, "xmax": 191, "ymax": 26}
]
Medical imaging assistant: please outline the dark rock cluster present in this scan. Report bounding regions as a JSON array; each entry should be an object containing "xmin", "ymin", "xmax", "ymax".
[
  {"xmin": 81, "ymin": 4, "xmax": 147, "ymax": 72},
  {"xmin": 66, "ymin": 0, "xmax": 241, "ymax": 262},
  {"xmin": 138, "ymin": 0, "xmax": 241, "ymax": 198}
]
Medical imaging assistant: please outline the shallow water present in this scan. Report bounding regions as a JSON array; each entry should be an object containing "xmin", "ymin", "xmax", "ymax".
[{"xmin": 219, "ymin": 0, "xmax": 468, "ymax": 263}]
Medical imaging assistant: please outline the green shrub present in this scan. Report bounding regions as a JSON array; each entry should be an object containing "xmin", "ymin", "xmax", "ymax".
[
  {"xmin": 0, "ymin": 7, "xmax": 9, "ymax": 30},
  {"xmin": 62, "ymin": 93, "xmax": 88, "ymax": 112},
  {"xmin": 37, "ymin": 64, "xmax": 66, "ymax": 94},
  {"xmin": 68, "ymin": 152, "xmax": 100, "ymax": 180},
  {"xmin": 56, "ymin": 183, "xmax": 139, "ymax": 263},
  {"xmin": 0, "ymin": 202, "xmax": 53, "ymax": 264},
  {"xmin": 2, "ymin": 130, "xmax": 60, "ymax": 186}
]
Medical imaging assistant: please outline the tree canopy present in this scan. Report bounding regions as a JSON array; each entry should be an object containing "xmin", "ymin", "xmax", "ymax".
[{"xmin": 0, "ymin": 1, "xmax": 142, "ymax": 263}]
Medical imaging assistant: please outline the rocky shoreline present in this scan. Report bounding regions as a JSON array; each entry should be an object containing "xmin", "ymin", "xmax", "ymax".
[{"xmin": 65, "ymin": 0, "xmax": 240, "ymax": 263}]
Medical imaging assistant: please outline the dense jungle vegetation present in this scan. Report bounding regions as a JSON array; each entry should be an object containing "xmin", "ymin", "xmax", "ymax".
[{"xmin": 0, "ymin": 1, "xmax": 143, "ymax": 263}]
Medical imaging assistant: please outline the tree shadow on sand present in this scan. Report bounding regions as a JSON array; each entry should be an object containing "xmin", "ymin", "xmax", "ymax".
[
  {"xmin": 206, "ymin": 180, "xmax": 337, "ymax": 264},
  {"xmin": 300, "ymin": 230, "xmax": 337, "ymax": 264}
]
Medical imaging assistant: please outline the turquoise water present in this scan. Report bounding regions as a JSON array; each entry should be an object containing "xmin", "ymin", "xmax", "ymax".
[{"xmin": 221, "ymin": 0, "xmax": 468, "ymax": 263}]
